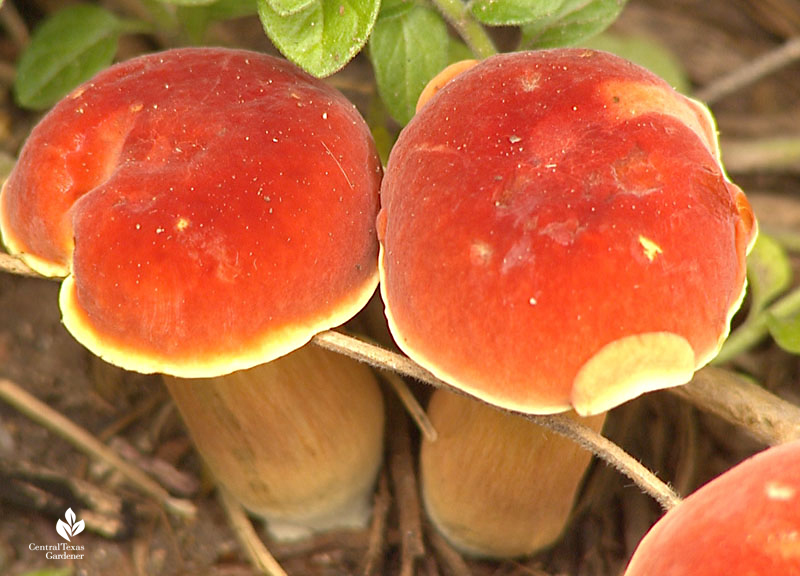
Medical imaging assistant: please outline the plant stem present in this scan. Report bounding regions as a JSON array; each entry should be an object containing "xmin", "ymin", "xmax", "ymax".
[
  {"xmin": 314, "ymin": 330, "xmax": 448, "ymax": 387},
  {"xmin": 1, "ymin": 0, "xmax": 30, "ymax": 50},
  {"xmin": 0, "ymin": 264, "xmax": 722, "ymax": 512},
  {"xmin": 429, "ymin": 0, "xmax": 497, "ymax": 59},
  {"xmin": 714, "ymin": 286, "xmax": 800, "ymax": 364}
]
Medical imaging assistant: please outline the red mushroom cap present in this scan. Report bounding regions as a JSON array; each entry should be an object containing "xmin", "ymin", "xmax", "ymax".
[
  {"xmin": 378, "ymin": 49, "xmax": 756, "ymax": 415},
  {"xmin": 625, "ymin": 440, "xmax": 800, "ymax": 575},
  {"xmin": 1, "ymin": 48, "xmax": 381, "ymax": 377}
]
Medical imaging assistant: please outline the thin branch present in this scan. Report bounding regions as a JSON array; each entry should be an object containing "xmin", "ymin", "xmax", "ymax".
[
  {"xmin": 526, "ymin": 413, "xmax": 682, "ymax": 510},
  {"xmin": 429, "ymin": 0, "xmax": 497, "ymax": 59},
  {"xmin": 0, "ymin": 60, "xmax": 16, "ymax": 86},
  {"xmin": 1, "ymin": 0, "xmax": 30, "ymax": 50},
  {"xmin": 0, "ymin": 377, "xmax": 195, "ymax": 518},
  {"xmin": 670, "ymin": 366, "xmax": 800, "ymax": 446},
  {"xmin": 381, "ymin": 370, "xmax": 438, "ymax": 442},
  {"xmin": 217, "ymin": 486, "xmax": 288, "ymax": 576},
  {"xmin": 0, "ymin": 460, "xmax": 129, "ymax": 539},
  {"xmin": 362, "ymin": 473, "xmax": 391, "ymax": 576},
  {"xmin": 695, "ymin": 36, "xmax": 800, "ymax": 104},
  {"xmin": 314, "ymin": 330, "xmax": 682, "ymax": 511},
  {"xmin": 388, "ymin": 400, "xmax": 426, "ymax": 576},
  {"xmin": 0, "ymin": 265, "xmax": 696, "ymax": 513},
  {"xmin": 0, "ymin": 252, "xmax": 45, "ymax": 278},
  {"xmin": 313, "ymin": 330, "xmax": 452, "ymax": 391},
  {"xmin": 426, "ymin": 524, "xmax": 473, "ymax": 576}
]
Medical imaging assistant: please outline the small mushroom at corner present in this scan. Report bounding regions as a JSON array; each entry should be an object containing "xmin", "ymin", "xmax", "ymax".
[{"xmin": 624, "ymin": 440, "xmax": 800, "ymax": 575}]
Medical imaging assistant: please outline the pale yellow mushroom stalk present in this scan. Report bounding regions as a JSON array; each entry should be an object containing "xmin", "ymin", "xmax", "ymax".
[
  {"xmin": 164, "ymin": 345, "xmax": 385, "ymax": 540},
  {"xmin": 420, "ymin": 389, "xmax": 605, "ymax": 558}
]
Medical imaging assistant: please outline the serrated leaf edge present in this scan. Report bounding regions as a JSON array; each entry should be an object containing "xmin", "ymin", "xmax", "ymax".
[{"xmin": 259, "ymin": 0, "xmax": 380, "ymax": 77}]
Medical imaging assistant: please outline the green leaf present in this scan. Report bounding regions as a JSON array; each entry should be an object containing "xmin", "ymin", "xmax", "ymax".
[
  {"xmin": 766, "ymin": 309, "xmax": 800, "ymax": 354},
  {"xmin": 257, "ymin": 0, "xmax": 381, "ymax": 77},
  {"xmin": 470, "ymin": 0, "xmax": 563, "ymax": 27},
  {"xmin": 747, "ymin": 233, "xmax": 793, "ymax": 316},
  {"xmin": 267, "ymin": 0, "xmax": 315, "ymax": 15},
  {"xmin": 366, "ymin": 92, "xmax": 396, "ymax": 166},
  {"xmin": 581, "ymin": 32, "xmax": 689, "ymax": 93},
  {"xmin": 378, "ymin": 0, "xmax": 416, "ymax": 20},
  {"xmin": 369, "ymin": 5, "xmax": 449, "ymax": 125},
  {"xmin": 14, "ymin": 4, "xmax": 124, "ymax": 110},
  {"xmin": 177, "ymin": 0, "xmax": 259, "ymax": 42},
  {"xmin": 521, "ymin": 0, "xmax": 627, "ymax": 49}
]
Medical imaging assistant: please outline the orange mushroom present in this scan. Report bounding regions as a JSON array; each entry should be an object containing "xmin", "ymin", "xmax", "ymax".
[
  {"xmin": 625, "ymin": 440, "xmax": 800, "ymax": 575},
  {"xmin": 379, "ymin": 49, "xmax": 756, "ymax": 417},
  {"xmin": 378, "ymin": 49, "xmax": 756, "ymax": 557},
  {"xmin": 1, "ymin": 47, "xmax": 385, "ymax": 538}
]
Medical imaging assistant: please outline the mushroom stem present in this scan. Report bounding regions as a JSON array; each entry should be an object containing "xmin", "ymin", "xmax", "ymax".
[
  {"xmin": 163, "ymin": 344, "xmax": 385, "ymax": 541},
  {"xmin": 314, "ymin": 330, "xmax": 682, "ymax": 510},
  {"xmin": 421, "ymin": 389, "xmax": 607, "ymax": 558}
]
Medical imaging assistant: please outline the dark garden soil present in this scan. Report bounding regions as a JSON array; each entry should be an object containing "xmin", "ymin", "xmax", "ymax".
[{"xmin": 1, "ymin": 1, "xmax": 800, "ymax": 575}]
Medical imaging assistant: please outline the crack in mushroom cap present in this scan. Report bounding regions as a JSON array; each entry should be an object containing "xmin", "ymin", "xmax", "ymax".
[{"xmin": 1, "ymin": 48, "xmax": 382, "ymax": 377}]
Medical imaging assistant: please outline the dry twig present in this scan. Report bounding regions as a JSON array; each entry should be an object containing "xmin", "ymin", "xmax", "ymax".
[
  {"xmin": 382, "ymin": 370, "xmax": 438, "ymax": 442},
  {"xmin": 0, "ymin": 460, "xmax": 130, "ymax": 539},
  {"xmin": 217, "ymin": 486, "xmax": 288, "ymax": 576},
  {"xmin": 0, "ymin": 252, "xmax": 43, "ymax": 278},
  {"xmin": 388, "ymin": 399, "xmax": 426, "ymax": 576},
  {"xmin": 425, "ymin": 525, "xmax": 472, "ymax": 576},
  {"xmin": 670, "ymin": 366, "xmax": 800, "ymax": 445},
  {"xmin": 0, "ymin": 0, "xmax": 30, "ymax": 50},
  {"xmin": 696, "ymin": 36, "xmax": 800, "ymax": 104},
  {"xmin": 315, "ymin": 330, "xmax": 682, "ymax": 510},
  {"xmin": 0, "ymin": 377, "xmax": 195, "ymax": 518},
  {"xmin": 362, "ymin": 473, "xmax": 391, "ymax": 576}
]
